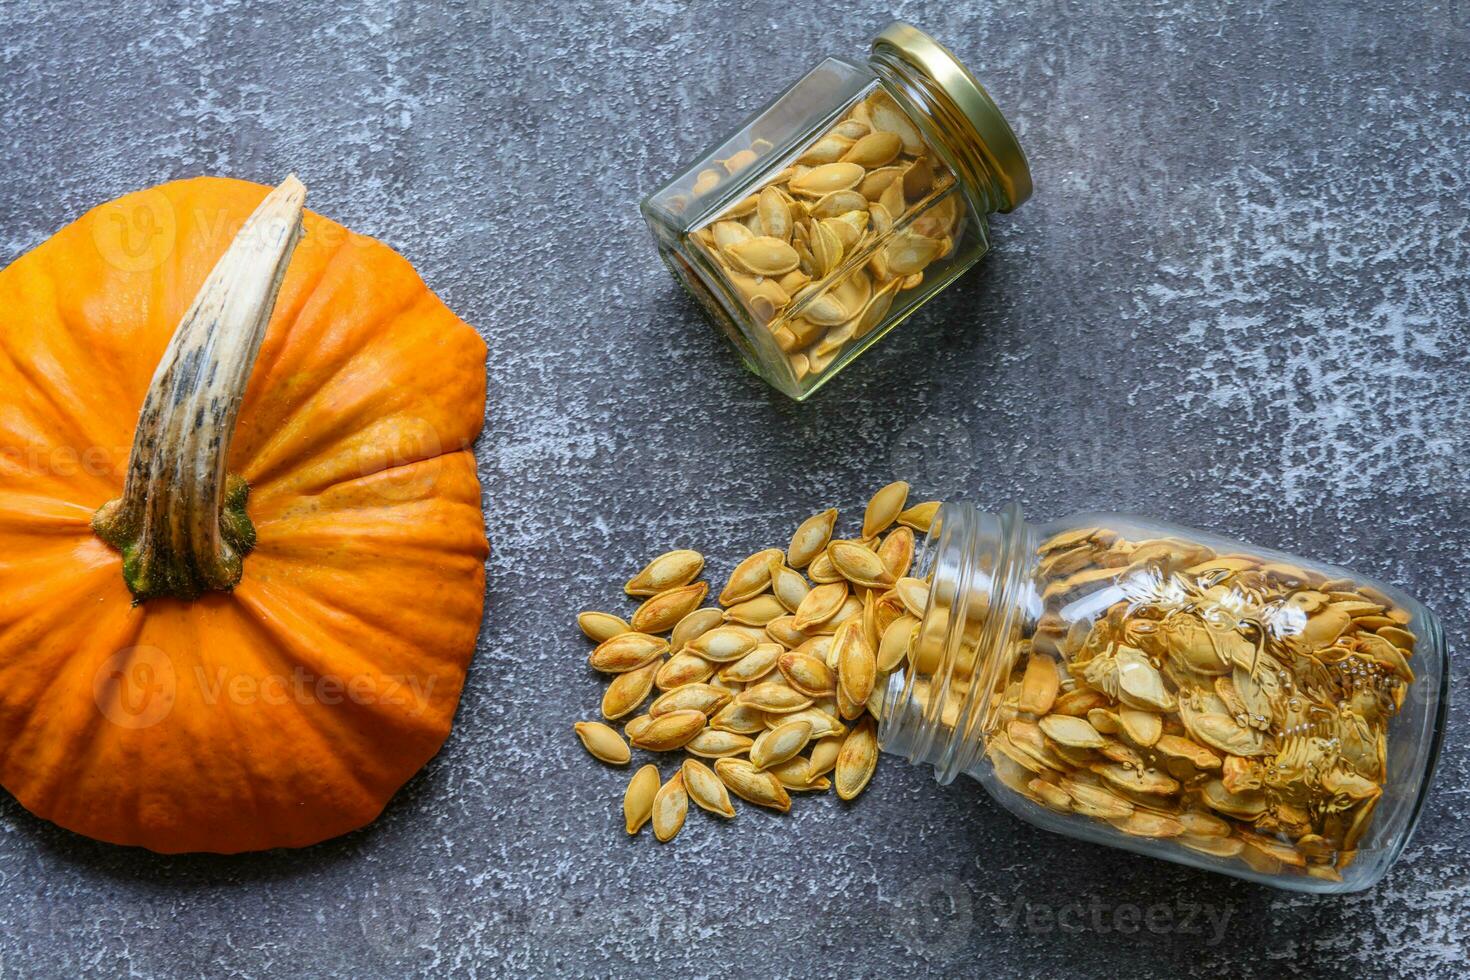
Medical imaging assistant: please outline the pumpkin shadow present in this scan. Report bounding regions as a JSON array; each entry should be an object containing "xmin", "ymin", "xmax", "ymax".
[{"xmin": 3, "ymin": 763, "xmax": 443, "ymax": 884}]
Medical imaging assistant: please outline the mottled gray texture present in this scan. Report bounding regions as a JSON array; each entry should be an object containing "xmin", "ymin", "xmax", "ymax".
[{"xmin": 1, "ymin": 0, "xmax": 1467, "ymax": 977}]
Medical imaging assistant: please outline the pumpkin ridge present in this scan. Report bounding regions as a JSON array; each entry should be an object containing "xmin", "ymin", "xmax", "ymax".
[
  {"xmin": 218, "ymin": 584, "xmax": 459, "ymax": 826},
  {"xmin": 231, "ymin": 575, "xmax": 470, "ymax": 733},
  {"xmin": 0, "ymin": 329, "xmax": 123, "ymax": 492},
  {"xmin": 0, "ymin": 565, "xmax": 141, "ymax": 789},
  {"xmin": 238, "ymin": 243, "xmax": 429, "ymax": 421},
  {"xmin": 119, "ymin": 598, "xmax": 392, "ymax": 851},
  {"xmin": 235, "ymin": 291, "xmax": 482, "ymax": 494},
  {"xmin": 248, "ymin": 446, "xmax": 486, "ymax": 521},
  {"xmin": 0, "ymin": 493, "xmax": 99, "ymax": 533}
]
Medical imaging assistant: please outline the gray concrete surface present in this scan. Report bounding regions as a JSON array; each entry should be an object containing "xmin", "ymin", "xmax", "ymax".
[{"xmin": 1, "ymin": 0, "xmax": 1467, "ymax": 976}]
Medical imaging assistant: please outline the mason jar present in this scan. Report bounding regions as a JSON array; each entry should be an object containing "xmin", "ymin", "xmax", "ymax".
[
  {"xmin": 878, "ymin": 503, "xmax": 1448, "ymax": 892},
  {"xmin": 641, "ymin": 23, "xmax": 1031, "ymax": 401}
]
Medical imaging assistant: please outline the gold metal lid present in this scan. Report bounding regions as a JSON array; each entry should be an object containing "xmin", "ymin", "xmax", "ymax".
[{"xmin": 870, "ymin": 22, "xmax": 1032, "ymax": 213}]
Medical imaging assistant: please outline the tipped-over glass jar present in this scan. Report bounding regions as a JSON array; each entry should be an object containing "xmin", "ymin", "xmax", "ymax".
[
  {"xmin": 878, "ymin": 503, "xmax": 1448, "ymax": 892},
  {"xmin": 641, "ymin": 23, "xmax": 1031, "ymax": 401}
]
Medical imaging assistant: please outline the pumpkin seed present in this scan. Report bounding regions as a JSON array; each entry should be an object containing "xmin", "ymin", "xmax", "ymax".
[
  {"xmin": 1038, "ymin": 714, "xmax": 1106, "ymax": 749},
  {"xmin": 828, "ymin": 540, "xmax": 895, "ymax": 589},
  {"xmin": 624, "ymin": 764, "xmax": 660, "ymax": 834},
  {"xmin": 682, "ymin": 758, "xmax": 736, "ymax": 817},
  {"xmin": 1109, "ymin": 810, "xmax": 1184, "ymax": 838},
  {"xmin": 693, "ymin": 168, "xmax": 721, "ymax": 195},
  {"xmin": 902, "ymin": 155, "xmax": 934, "ymax": 200},
  {"xmin": 670, "ymin": 606, "xmax": 725, "ymax": 654},
  {"xmin": 589, "ymin": 632, "xmax": 668, "ymax": 673},
  {"xmin": 629, "ymin": 709, "xmax": 707, "ymax": 751},
  {"xmin": 798, "ymin": 134, "xmax": 855, "ymax": 165},
  {"xmin": 1118, "ymin": 707, "xmax": 1163, "ymax": 747},
  {"xmin": 757, "ymin": 186, "xmax": 792, "ymax": 242},
  {"xmin": 726, "ymin": 237, "xmax": 800, "ymax": 276},
  {"xmin": 601, "ymin": 661, "xmax": 659, "ymax": 720},
  {"xmin": 840, "ymin": 130, "xmax": 902, "ymax": 168},
  {"xmin": 574, "ymin": 721, "xmax": 631, "ymax": 765},
  {"xmin": 750, "ymin": 719, "xmax": 813, "ymax": 770},
  {"xmin": 790, "ymin": 162, "xmax": 865, "ymax": 196},
  {"xmin": 810, "ymin": 190, "xmax": 868, "ymax": 219},
  {"xmin": 723, "ymin": 594, "xmax": 787, "ymax": 626},
  {"xmin": 710, "ymin": 700, "xmax": 767, "ymax": 734},
  {"xmin": 1018, "ymin": 653, "xmax": 1060, "ymax": 715},
  {"xmin": 883, "ymin": 230, "xmax": 942, "ymax": 276},
  {"xmin": 862, "ymin": 481, "xmax": 909, "ymax": 537},
  {"xmin": 625, "ymin": 550, "xmax": 705, "ymax": 596},
  {"xmin": 868, "ymin": 92, "xmax": 925, "ymax": 154},
  {"xmin": 893, "ymin": 577, "xmax": 929, "ymax": 618},
  {"xmin": 655, "ymin": 652, "xmax": 715, "ymax": 690},
  {"xmin": 652, "ymin": 772, "xmax": 688, "ymax": 842},
  {"xmin": 649, "ymin": 683, "xmax": 731, "ymax": 718},
  {"xmin": 711, "ymin": 219, "xmax": 754, "ymax": 253},
  {"xmin": 737, "ymin": 682, "xmax": 814, "ymax": 714},
  {"xmin": 834, "ymin": 620, "xmax": 877, "ymax": 716},
  {"xmin": 808, "ymin": 734, "xmax": 843, "ymax": 778},
  {"xmin": 768, "ymin": 757, "xmax": 825, "ymax": 790},
  {"xmin": 768, "ymin": 563, "xmax": 812, "ymax": 614},
  {"xmin": 835, "ymin": 716, "xmax": 878, "ymax": 800},
  {"xmin": 578, "ymin": 611, "xmax": 630, "ymax": 643},
  {"xmin": 877, "ymin": 526, "xmax": 915, "ymax": 581},
  {"xmin": 777, "ymin": 650, "xmax": 836, "ymax": 697},
  {"xmin": 758, "ymin": 617, "xmax": 801, "ymax": 651},
  {"xmin": 718, "ymin": 644, "xmax": 782, "ymax": 684},
  {"xmin": 720, "ymin": 548, "xmax": 783, "ymax": 605},
  {"xmin": 792, "ymin": 580, "xmax": 849, "ymax": 631},
  {"xmin": 686, "ymin": 728, "xmax": 754, "ymax": 758},
  {"xmin": 685, "ymin": 625, "xmax": 759, "ymax": 663},
  {"xmin": 624, "ymin": 714, "xmax": 654, "ymax": 743},
  {"xmin": 630, "ymin": 581, "xmax": 709, "ymax": 634},
  {"xmin": 714, "ymin": 758, "xmax": 791, "ymax": 812},
  {"xmin": 878, "ymin": 177, "xmax": 905, "ymax": 220},
  {"xmin": 877, "ymin": 615, "xmax": 918, "ymax": 673},
  {"xmin": 778, "ymin": 706, "xmax": 846, "ymax": 740}
]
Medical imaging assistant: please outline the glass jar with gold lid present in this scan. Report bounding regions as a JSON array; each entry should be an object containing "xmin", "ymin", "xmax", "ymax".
[
  {"xmin": 879, "ymin": 503, "xmax": 1448, "ymax": 892},
  {"xmin": 641, "ymin": 23, "xmax": 1031, "ymax": 401}
]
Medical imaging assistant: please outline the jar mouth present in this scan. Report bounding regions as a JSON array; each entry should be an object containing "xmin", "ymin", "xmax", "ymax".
[
  {"xmin": 879, "ymin": 501, "xmax": 1032, "ymax": 784},
  {"xmin": 869, "ymin": 22, "xmax": 1032, "ymax": 214}
]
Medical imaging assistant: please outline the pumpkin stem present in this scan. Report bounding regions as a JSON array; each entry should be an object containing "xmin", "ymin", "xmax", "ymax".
[{"xmin": 93, "ymin": 176, "xmax": 307, "ymax": 603}]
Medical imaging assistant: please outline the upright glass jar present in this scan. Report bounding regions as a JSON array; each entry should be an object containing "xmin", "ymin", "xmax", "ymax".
[
  {"xmin": 641, "ymin": 23, "xmax": 1031, "ymax": 401},
  {"xmin": 879, "ymin": 503, "xmax": 1448, "ymax": 892}
]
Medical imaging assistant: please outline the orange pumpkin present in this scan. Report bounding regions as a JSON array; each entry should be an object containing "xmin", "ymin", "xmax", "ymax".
[{"xmin": 0, "ymin": 176, "xmax": 488, "ymax": 852}]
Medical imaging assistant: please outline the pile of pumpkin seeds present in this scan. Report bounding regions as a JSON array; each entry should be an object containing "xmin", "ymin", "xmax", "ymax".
[
  {"xmin": 573, "ymin": 481, "xmax": 939, "ymax": 842},
  {"xmin": 687, "ymin": 88, "xmax": 966, "ymax": 386}
]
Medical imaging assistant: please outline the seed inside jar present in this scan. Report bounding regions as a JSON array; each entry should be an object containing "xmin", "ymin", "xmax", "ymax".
[
  {"xmin": 907, "ymin": 524, "xmax": 1417, "ymax": 883},
  {"xmin": 686, "ymin": 89, "xmax": 966, "ymax": 388}
]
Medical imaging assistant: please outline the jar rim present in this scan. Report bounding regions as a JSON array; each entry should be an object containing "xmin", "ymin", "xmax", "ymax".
[{"xmin": 869, "ymin": 22, "xmax": 1032, "ymax": 213}]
